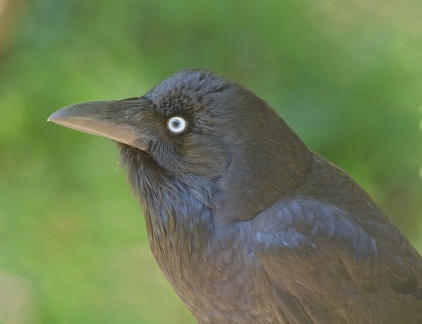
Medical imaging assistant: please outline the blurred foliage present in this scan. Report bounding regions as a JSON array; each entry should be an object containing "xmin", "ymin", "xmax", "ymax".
[{"xmin": 0, "ymin": 0, "xmax": 421, "ymax": 323}]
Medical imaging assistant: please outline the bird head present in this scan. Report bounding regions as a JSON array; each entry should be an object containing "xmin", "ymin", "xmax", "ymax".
[{"xmin": 49, "ymin": 69, "xmax": 313, "ymax": 223}]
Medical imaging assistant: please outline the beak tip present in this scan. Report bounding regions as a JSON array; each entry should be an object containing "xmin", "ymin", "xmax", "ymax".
[{"xmin": 47, "ymin": 109, "xmax": 66, "ymax": 123}]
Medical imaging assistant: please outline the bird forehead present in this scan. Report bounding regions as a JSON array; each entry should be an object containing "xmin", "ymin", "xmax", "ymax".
[
  {"xmin": 145, "ymin": 69, "xmax": 231, "ymax": 115},
  {"xmin": 143, "ymin": 91, "xmax": 198, "ymax": 118}
]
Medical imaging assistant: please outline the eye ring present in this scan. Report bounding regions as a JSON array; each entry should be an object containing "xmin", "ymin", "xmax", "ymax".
[{"xmin": 167, "ymin": 116, "xmax": 187, "ymax": 134}]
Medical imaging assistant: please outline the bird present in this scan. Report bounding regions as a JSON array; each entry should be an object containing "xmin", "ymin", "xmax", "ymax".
[{"xmin": 48, "ymin": 68, "xmax": 422, "ymax": 323}]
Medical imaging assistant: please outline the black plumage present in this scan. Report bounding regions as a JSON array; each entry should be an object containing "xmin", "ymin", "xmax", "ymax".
[{"xmin": 48, "ymin": 69, "xmax": 422, "ymax": 323}]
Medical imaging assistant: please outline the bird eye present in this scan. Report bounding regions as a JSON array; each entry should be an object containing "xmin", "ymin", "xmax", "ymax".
[{"xmin": 167, "ymin": 116, "xmax": 187, "ymax": 134}]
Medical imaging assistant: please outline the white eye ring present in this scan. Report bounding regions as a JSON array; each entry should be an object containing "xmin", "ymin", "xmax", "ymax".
[{"xmin": 167, "ymin": 116, "xmax": 187, "ymax": 134}]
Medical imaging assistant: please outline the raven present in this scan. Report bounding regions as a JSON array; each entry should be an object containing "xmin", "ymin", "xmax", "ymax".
[{"xmin": 48, "ymin": 69, "xmax": 422, "ymax": 323}]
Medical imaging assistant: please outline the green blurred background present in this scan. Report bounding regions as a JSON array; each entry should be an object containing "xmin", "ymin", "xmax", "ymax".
[{"xmin": 0, "ymin": 0, "xmax": 421, "ymax": 323}]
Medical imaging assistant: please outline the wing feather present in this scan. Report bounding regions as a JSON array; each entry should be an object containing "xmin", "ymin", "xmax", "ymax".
[{"xmin": 252, "ymin": 198, "xmax": 422, "ymax": 323}]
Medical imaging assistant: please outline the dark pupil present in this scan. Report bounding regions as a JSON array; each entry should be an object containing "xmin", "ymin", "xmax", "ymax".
[{"xmin": 172, "ymin": 120, "xmax": 180, "ymax": 128}]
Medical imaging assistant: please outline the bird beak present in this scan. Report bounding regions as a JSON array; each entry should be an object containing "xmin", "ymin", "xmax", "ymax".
[{"xmin": 48, "ymin": 98, "xmax": 150, "ymax": 151}]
